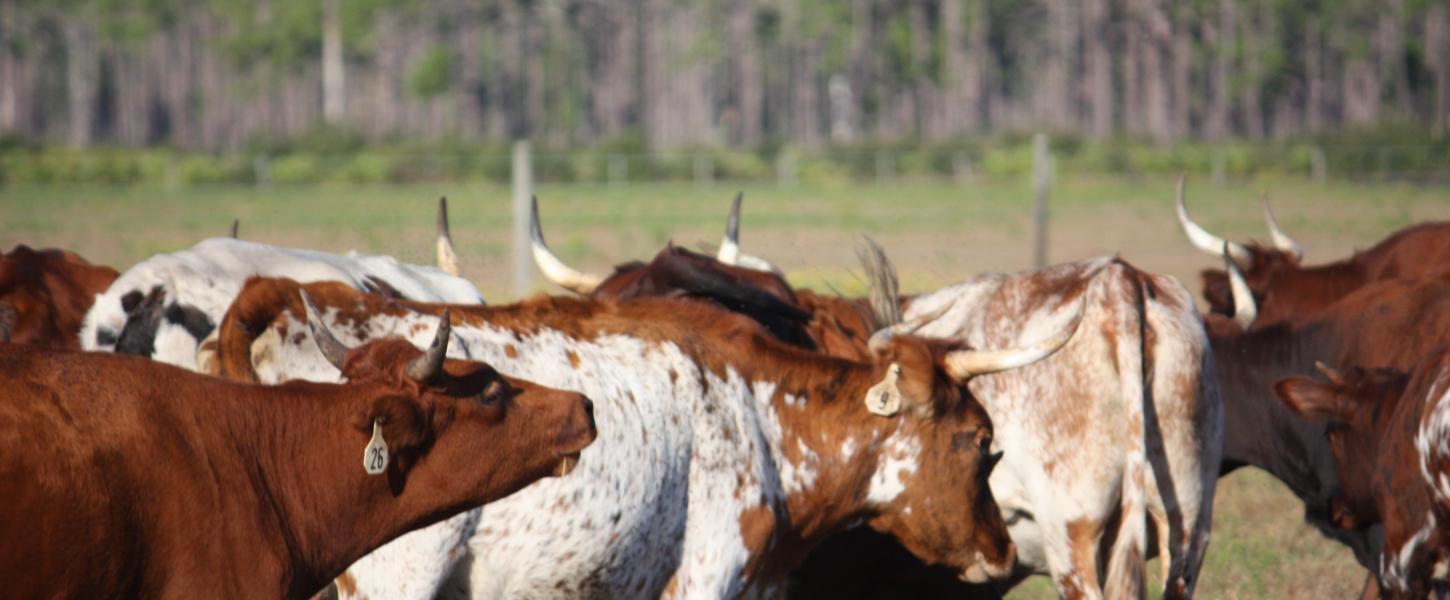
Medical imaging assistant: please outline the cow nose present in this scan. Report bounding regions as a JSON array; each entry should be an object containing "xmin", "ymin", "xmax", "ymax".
[{"xmin": 582, "ymin": 397, "xmax": 595, "ymax": 424}]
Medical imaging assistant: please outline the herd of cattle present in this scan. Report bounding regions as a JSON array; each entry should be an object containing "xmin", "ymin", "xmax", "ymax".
[{"xmin": 2, "ymin": 179, "xmax": 1448, "ymax": 599}]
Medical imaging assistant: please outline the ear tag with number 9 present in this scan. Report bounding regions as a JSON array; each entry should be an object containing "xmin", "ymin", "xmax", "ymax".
[{"xmin": 363, "ymin": 419, "xmax": 389, "ymax": 475}]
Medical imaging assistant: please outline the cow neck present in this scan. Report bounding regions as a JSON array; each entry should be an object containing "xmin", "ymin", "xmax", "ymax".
[
  {"xmin": 726, "ymin": 344, "xmax": 906, "ymax": 581},
  {"xmin": 1211, "ymin": 320, "xmax": 1383, "ymax": 565},
  {"xmin": 1257, "ymin": 261, "xmax": 1366, "ymax": 321},
  {"xmin": 209, "ymin": 380, "xmax": 456, "ymax": 598},
  {"xmin": 1214, "ymin": 320, "xmax": 1339, "ymax": 498}
]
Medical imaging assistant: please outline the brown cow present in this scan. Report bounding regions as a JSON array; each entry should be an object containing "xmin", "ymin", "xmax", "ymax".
[
  {"xmin": 0, "ymin": 244, "xmax": 118, "ymax": 347},
  {"xmin": 1175, "ymin": 176, "xmax": 1450, "ymax": 324},
  {"xmin": 1275, "ymin": 346, "xmax": 1450, "ymax": 597},
  {"xmin": 0, "ymin": 295, "xmax": 595, "ymax": 599}
]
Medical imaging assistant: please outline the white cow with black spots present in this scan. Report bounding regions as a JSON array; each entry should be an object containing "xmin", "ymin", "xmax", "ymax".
[{"xmin": 80, "ymin": 199, "xmax": 476, "ymax": 370}]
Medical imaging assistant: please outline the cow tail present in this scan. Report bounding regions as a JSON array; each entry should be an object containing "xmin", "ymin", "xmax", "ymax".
[
  {"xmin": 1104, "ymin": 263, "xmax": 1149, "ymax": 600},
  {"xmin": 215, "ymin": 276, "xmax": 299, "ymax": 383}
]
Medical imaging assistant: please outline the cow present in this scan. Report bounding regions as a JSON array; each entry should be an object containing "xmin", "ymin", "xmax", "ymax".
[
  {"xmin": 1274, "ymin": 346, "xmax": 1450, "ymax": 597},
  {"xmin": 81, "ymin": 199, "xmax": 478, "ymax": 371},
  {"xmin": 1204, "ymin": 249, "xmax": 1450, "ymax": 592},
  {"xmin": 0, "ymin": 293, "xmax": 595, "ymax": 599},
  {"xmin": 639, "ymin": 198, "xmax": 1222, "ymax": 599},
  {"xmin": 1174, "ymin": 175, "xmax": 1450, "ymax": 324},
  {"xmin": 207, "ymin": 269, "xmax": 1090, "ymax": 598},
  {"xmin": 529, "ymin": 196, "xmax": 878, "ymax": 361},
  {"xmin": 0, "ymin": 244, "xmax": 118, "ymax": 348}
]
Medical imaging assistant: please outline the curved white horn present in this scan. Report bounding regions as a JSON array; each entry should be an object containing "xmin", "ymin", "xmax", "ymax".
[
  {"xmin": 1224, "ymin": 243, "xmax": 1257, "ymax": 329},
  {"xmin": 299, "ymin": 290, "xmax": 351, "ymax": 371},
  {"xmin": 867, "ymin": 301, "xmax": 954, "ymax": 353},
  {"xmin": 1260, "ymin": 194, "xmax": 1303, "ymax": 262},
  {"xmin": 1176, "ymin": 174, "xmax": 1251, "ymax": 264},
  {"xmin": 943, "ymin": 307, "xmax": 1083, "ymax": 380},
  {"xmin": 716, "ymin": 192, "xmax": 785, "ymax": 275},
  {"xmin": 530, "ymin": 196, "xmax": 603, "ymax": 295},
  {"xmin": 405, "ymin": 309, "xmax": 451, "ymax": 382},
  {"xmin": 436, "ymin": 196, "xmax": 461, "ymax": 277}
]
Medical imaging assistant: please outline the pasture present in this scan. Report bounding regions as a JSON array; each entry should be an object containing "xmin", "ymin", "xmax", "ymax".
[{"xmin": 3, "ymin": 173, "xmax": 1447, "ymax": 598}]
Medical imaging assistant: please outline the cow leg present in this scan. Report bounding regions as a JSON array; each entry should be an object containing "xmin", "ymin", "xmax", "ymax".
[{"xmin": 1052, "ymin": 517, "xmax": 1106, "ymax": 600}]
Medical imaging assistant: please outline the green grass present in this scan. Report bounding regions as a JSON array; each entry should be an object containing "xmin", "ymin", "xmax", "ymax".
[{"xmin": 2, "ymin": 173, "xmax": 1447, "ymax": 597}]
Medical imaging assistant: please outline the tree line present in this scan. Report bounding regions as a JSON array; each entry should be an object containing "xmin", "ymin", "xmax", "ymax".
[{"xmin": 2, "ymin": 0, "xmax": 1447, "ymax": 152}]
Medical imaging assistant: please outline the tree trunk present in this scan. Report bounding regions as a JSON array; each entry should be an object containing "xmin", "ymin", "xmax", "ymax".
[
  {"xmin": 1203, "ymin": 0, "xmax": 1234, "ymax": 140},
  {"xmin": 1083, "ymin": 0, "xmax": 1113, "ymax": 138},
  {"xmin": 1428, "ymin": 3, "xmax": 1450, "ymax": 136},
  {"xmin": 63, "ymin": 18, "xmax": 98, "ymax": 147},
  {"xmin": 321, "ymin": 0, "xmax": 345, "ymax": 125}
]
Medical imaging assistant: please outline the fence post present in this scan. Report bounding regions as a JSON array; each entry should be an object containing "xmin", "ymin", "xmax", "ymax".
[
  {"xmin": 1310, "ymin": 146, "xmax": 1327, "ymax": 183},
  {"xmin": 776, "ymin": 149, "xmax": 797, "ymax": 188},
  {"xmin": 512, "ymin": 139, "xmax": 533, "ymax": 298},
  {"xmin": 1210, "ymin": 148, "xmax": 1227, "ymax": 187},
  {"xmin": 694, "ymin": 154, "xmax": 713, "ymax": 188},
  {"xmin": 1032, "ymin": 133, "xmax": 1051, "ymax": 269}
]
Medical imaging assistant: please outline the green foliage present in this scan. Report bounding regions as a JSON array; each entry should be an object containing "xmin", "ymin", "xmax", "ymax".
[{"xmin": 408, "ymin": 46, "xmax": 453, "ymax": 98}]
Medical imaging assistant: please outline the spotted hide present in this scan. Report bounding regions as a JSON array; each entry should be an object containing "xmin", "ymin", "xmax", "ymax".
[
  {"xmin": 211, "ymin": 277, "xmax": 1083, "ymax": 599},
  {"xmin": 81, "ymin": 237, "xmax": 481, "ymax": 371}
]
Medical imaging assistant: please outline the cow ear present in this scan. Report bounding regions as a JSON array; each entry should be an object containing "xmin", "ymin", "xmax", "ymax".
[
  {"xmin": 864, "ymin": 363, "xmax": 905, "ymax": 417},
  {"xmin": 352, "ymin": 396, "xmax": 431, "ymax": 460},
  {"xmin": 1274, "ymin": 376, "xmax": 1354, "ymax": 422}
]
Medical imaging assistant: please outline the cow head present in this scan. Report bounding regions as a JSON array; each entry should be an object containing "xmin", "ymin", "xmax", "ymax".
[
  {"xmin": 857, "ymin": 306, "xmax": 1082, "ymax": 582},
  {"xmin": 1274, "ymin": 362, "xmax": 1408, "ymax": 531},
  {"xmin": 0, "ymin": 245, "xmax": 118, "ymax": 347},
  {"xmin": 1174, "ymin": 175, "xmax": 1304, "ymax": 316},
  {"xmin": 297, "ymin": 291, "xmax": 597, "ymax": 494}
]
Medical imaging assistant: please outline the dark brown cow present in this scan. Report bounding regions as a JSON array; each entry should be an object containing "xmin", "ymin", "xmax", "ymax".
[
  {"xmin": 0, "ymin": 297, "xmax": 595, "ymax": 599},
  {"xmin": 0, "ymin": 244, "xmax": 118, "ymax": 347},
  {"xmin": 1275, "ymin": 346, "xmax": 1450, "ymax": 597},
  {"xmin": 529, "ymin": 196, "xmax": 881, "ymax": 361},
  {"xmin": 1208, "ymin": 258, "xmax": 1450, "ymax": 584},
  {"xmin": 1175, "ymin": 176, "xmax": 1450, "ymax": 324}
]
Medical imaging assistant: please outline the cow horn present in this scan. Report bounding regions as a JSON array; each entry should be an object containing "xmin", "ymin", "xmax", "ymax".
[
  {"xmin": 299, "ymin": 290, "xmax": 350, "ymax": 371},
  {"xmin": 1261, "ymin": 194, "xmax": 1303, "ymax": 262},
  {"xmin": 1315, "ymin": 361, "xmax": 1346, "ymax": 386},
  {"xmin": 436, "ymin": 196, "xmax": 462, "ymax": 277},
  {"xmin": 229, "ymin": 219, "xmax": 239, "ymax": 239},
  {"xmin": 867, "ymin": 301, "xmax": 954, "ymax": 353},
  {"xmin": 1176, "ymin": 174, "xmax": 1251, "ymax": 264},
  {"xmin": 406, "ymin": 309, "xmax": 451, "ymax": 382},
  {"xmin": 943, "ymin": 307, "xmax": 1083, "ymax": 380},
  {"xmin": 1224, "ymin": 243, "xmax": 1257, "ymax": 329},
  {"xmin": 716, "ymin": 192, "xmax": 785, "ymax": 275},
  {"xmin": 530, "ymin": 196, "xmax": 603, "ymax": 295}
]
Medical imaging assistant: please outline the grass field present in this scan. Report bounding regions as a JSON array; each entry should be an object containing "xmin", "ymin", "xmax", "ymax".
[{"xmin": 3, "ymin": 173, "xmax": 1448, "ymax": 598}]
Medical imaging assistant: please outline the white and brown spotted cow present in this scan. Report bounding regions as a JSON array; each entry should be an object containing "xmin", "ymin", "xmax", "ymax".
[
  {"xmin": 210, "ymin": 276, "xmax": 1090, "ymax": 598},
  {"xmin": 897, "ymin": 257, "xmax": 1222, "ymax": 599}
]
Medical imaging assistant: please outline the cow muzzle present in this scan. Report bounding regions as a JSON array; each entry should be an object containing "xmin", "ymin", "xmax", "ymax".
[{"xmin": 959, "ymin": 541, "xmax": 1016, "ymax": 584}]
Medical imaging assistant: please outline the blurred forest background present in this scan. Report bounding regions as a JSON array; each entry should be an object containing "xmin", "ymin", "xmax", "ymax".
[{"xmin": 1, "ymin": 0, "xmax": 1448, "ymax": 184}]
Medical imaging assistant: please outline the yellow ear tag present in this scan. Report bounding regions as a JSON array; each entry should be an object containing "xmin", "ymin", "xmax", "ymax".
[
  {"xmin": 865, "ymin": 363, "xmax": 904, "ymax": 417},
  {"xmin": 363, "ymin": 419, "xmax": 389, "ymax": 475}
]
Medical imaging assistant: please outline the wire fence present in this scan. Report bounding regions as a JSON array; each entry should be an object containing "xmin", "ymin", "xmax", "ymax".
[{"xmin": 2, "ymin": 139, "xmax": 1447, "ymax": 188}]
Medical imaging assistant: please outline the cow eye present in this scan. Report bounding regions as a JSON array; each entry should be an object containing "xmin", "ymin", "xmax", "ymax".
[
  {"xmin": 479, "ymin": 380, "xmax": 508, "ymax": 405},
  {"xmin": 978, "ymin": 433, "xmax": 993, "ymax": 453}
]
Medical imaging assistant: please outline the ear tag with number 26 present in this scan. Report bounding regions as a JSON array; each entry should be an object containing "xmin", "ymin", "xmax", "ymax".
[{"xmin": 363, "ymin": 419, "xmax": 389, "ymax": 475}]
